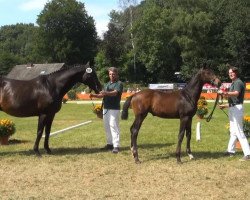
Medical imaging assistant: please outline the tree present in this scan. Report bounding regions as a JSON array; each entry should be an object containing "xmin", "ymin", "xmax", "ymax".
[
  {"xmin": 94, "ymin": 50, "xmax": 110, "ymax": 82},
  {"xmin": 212, "ymin": 0, "xmax": 249, "ymax": 77},
  {"xmin": 36, "ymin": 0, "xmax": 97, "ymax": 64},
  {"xmin": 99, "ymin": 10, "xmax": 132, "ymax": 82},
  {"xmin": 133, "ymin": 1, "xmax": 182, "ymax": 82},
  {"xmin": 97, "ymin": 0, "xmax": 249, "ymax": 83},
  {"xmin": 119, "ymin": 0, "xmax": 139, "ymax": 76},
  {"xmin": 0, "ymin": 52, "xmax": 19, "ymax": 75},
  {"xmin": 0, "ymin": 23, "xmax": 38, "ymax": 74},
  {"xmin": 133, "ymin": 0, "xmax": 250, "ymax": 81}
]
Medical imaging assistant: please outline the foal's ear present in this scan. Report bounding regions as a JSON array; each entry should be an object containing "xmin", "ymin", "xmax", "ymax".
[{"xmin": 202, "ymin": 62, "xmax": 211, "ymax": 69}]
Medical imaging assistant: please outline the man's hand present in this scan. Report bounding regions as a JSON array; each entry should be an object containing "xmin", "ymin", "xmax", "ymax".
[{"xmin": 218, "ymin": 104, "xmax": 228, "ymax": 109}]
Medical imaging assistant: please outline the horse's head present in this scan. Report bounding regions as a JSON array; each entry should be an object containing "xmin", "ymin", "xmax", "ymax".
[
  {"xmin": 82, "ymin": 65, "xmax": 102, "ymax": 94},
  {"xmin": 200, "ymin": 67, "xmax": 221, "ymax": 88}
]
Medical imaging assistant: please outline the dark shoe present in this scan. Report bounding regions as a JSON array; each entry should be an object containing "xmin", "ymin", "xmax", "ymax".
[
  {"xmin": 224, "ymin": 152, "xmax": 235, "ymax": 157},
  {"xmin": 112, "ymin": 147, "xmax": 119, "ymax": 154},
  {"xmin": 239, "ymin": 155, "xmax": 250, "ymax": 161},
  {"xmin": 101, "ymin": 144, "xmax": 113, "ymax": 151}
]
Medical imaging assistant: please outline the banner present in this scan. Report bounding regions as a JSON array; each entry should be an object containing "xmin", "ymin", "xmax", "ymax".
[{"xmin": 149, "ymin": 83, "xmax": 174, "ymax": 90}]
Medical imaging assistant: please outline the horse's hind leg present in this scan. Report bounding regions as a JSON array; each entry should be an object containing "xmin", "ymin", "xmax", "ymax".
[
  {"xmin": 44, "ymin": 114, "xmax": 55, "ymax": 154},
  {"xmin": 34, "ymin": 114, "xmax": 46, "ymax": 156},
  {"xmin": 130, "ymin": 114, "xmax": 147, "ymax": 164},
  {"xmin": 185, "ymin": 118, "xmax": 194, "ymax": 160}
]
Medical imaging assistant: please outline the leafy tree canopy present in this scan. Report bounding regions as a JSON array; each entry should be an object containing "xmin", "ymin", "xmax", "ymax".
[
  {"xmin": 36, "ymin": 0, "xmax": 97, "ymax": 64},
  {"xmin": 0, "ymin": 23, "xmax": 38, "ymax": 75},
  {"xmin": 98, "ymin": 0, "xmax": 250, "ymax": 83}
]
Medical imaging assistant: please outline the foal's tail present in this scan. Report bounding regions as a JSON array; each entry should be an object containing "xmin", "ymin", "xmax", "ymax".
[{"xmin": 121, "ymin": 95, "xmax": 133, "ymax": 120}]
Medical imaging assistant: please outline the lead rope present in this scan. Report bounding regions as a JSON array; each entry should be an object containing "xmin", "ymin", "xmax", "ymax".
[{"xmin": 206, "ymin": 93, "xmax": 220, "ymax": 122}]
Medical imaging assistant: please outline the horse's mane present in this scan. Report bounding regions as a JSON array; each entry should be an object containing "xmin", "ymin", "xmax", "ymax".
[{"xmin": 42, "ymin": 64, "xmax": 87, "ymax": 77}]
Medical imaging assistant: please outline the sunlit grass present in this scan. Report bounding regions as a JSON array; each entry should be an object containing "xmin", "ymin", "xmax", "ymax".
[
  {"xmin": 0, "ymin": 102, "xmax": 249, "ymax": 199},
  {"xmin": 1, "ymin": 102, "xmax": 249, "ymax": 159}
]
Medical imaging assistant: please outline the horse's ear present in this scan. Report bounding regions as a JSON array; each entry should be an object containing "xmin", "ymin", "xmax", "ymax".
[
  {"xmin": 86, "ymin": 61, "xmax": 90, "ymax": 68},
  {"xmin": 208, "ymin": 62, "xmax": 211, "ymax": 69}
]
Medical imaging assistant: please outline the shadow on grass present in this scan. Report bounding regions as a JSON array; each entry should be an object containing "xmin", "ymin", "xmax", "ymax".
[
  {"xmin": 146, "ymin": 151, "xmax": 230, "ymax": 162},
  {"xmin": 43, "ymin": 142, "xmax": 175, "ymax": 156},
  {"xmin": 0, "ymin": 142, "xmax": 174, "ymax": 157},
  {"xmin": 0, "ymin": 142, "xmax": 230, "ymax": 161},
  {"xmin": 8, "ymin": 139, "xmax": 30, "ymax": 145}
]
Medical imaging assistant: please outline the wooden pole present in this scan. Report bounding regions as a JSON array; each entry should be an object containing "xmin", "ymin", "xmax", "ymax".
[{"xmin": 196, "ymin": 121, "xmax": 201, "ymax": 141}]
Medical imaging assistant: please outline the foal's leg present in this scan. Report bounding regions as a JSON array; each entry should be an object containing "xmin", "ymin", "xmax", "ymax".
[
  {"xmin": 185, "ymin": 118, "xmax": 194, "ymax": 160},
  {"xmin": 176, "ymin": 117, "xmax": 188, "ymax": 163},
  {"xmin": 44, "ymin": 113, "xmax": 55, "ymax": 154},
  {"xmin": 130, "ymin": 114, "xmax": 147, "ymax": 164},
  {"xmin": 34, "ymin": 114, "xmax": 46, "ymax": 156}
]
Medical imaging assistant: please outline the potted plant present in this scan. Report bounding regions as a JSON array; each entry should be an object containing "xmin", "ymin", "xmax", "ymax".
[
  {"xmin": 243, "ymin": 116, "xmax": 250, "ymax": 137},
  {"xmin": 92, "ymin": 104, "xmax": 103, "ymax": 119},
  {"xmin": 196, "ymin": 96, "xmax": 208, "ymax": 119},
  {"xmin": 0, "ymin": 119, "xmax": 16, "ymax": 145}
]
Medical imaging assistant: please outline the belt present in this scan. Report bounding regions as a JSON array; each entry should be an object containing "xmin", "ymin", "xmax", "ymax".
[{"xmin": 229, "ymin": 103, "xmax": 241, "ymax": 107}]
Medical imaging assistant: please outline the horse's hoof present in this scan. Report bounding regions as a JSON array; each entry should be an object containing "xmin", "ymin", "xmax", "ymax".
[
  {"xmin": 34, "ymin": 148, "xmax": 42, "ymax": 157},
  {"xmin": 188, "ymin": 154, "xmax": 194, "ymax": 160},
  {"xmin": 35, "ymin": 152, "xmax": 42, "ymax": 157},
  {"xmin": 176, "ymin": 158, "xmax": 183, "ymax": 164},
  {"xmin": 135, "ymin": 160, "xmax": 141, "ymax": 164},
  {"xmin": 46, "ymin": 149, "xmax": 52, "ymax": 155},
  {"xmin": 177, "ymin": 161, "xmax": 183, "ymax": 164}
]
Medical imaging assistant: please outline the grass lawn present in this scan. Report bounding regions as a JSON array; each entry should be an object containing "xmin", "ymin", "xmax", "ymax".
[{"xmin": 0, "ymin": 102, "xmax": 250, "ymax": 199}]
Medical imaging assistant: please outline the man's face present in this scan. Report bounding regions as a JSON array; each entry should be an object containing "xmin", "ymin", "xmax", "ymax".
[
  {"xmin": 109, "ymin": 71, "xmax": 118, "ymax": 82},
  {"xmin": 228, "ymin": 69, "xmax": 237, "ymax": 80}
]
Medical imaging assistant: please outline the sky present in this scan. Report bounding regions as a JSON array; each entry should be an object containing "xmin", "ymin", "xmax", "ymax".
[{"xmin": 0, "ymin": 0, "xmax": 137, "ymax": 38}]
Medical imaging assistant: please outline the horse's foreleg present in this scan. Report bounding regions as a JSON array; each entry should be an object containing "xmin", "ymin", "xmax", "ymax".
[
  {"xmin": 44, "ymin": 114, "xmax": 55, "ymax": 154},
  {"xmin": 176, "ymin": 118, "xmax": 187, "ymax": 163},
  {"xmin": 130, "ymin": 114, "xmax": 146, "ymax": 164},
  {"xmin": 34, "ymin": 115, "xmax": 46, "ymax": 156},
  {"xmin": 185, "ymin": 118, "xmax": 194, "ymax": 160}
]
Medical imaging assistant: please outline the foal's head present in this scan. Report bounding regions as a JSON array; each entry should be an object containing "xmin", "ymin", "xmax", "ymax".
[
  {"xmin": 200, "ymin": 67, "xmax": 221, "ymax": 87},
  {"xmin": 81, "ymin": 64, "xmax": 102, "ymax": 94}
]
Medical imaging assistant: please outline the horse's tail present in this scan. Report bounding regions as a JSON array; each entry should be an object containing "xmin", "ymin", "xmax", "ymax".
[{"xmin": 121, "ymin": 95, "xmax": 133, "ymax": 120}]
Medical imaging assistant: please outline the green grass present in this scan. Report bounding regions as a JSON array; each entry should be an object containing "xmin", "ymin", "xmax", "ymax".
[{"xmin": 0, "ymin": 102, "xmax": 250, "ymax": 199}]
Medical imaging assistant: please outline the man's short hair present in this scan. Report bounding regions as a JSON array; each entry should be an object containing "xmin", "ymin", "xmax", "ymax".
[
  {"xmin": 227, "ymin": 63, "xmax": 239, "ymax": 76},
  {"xmin": 108, "ymin": 67, "xmax": 118, "ymax": 73}
]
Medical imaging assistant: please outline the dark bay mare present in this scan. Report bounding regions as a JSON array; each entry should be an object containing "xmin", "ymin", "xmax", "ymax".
[
  {"xmin": 121, "ymin": 67, "xmax": 221, "ymax": 163},
  {"xmin": 0, "ymin": 64, "xmax": 101, "ymax": 156}
]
